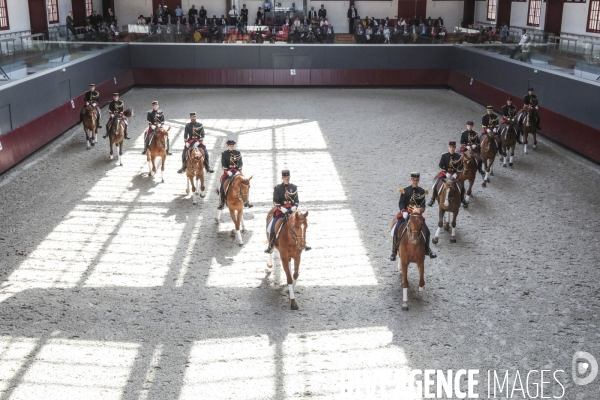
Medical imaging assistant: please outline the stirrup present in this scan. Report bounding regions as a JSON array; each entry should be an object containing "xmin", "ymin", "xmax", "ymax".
[
  {"xmin": 217, "ymin": 204, "xmax": 224, "ymax": 210},
  {"xmin": 177, "ymin": 167, "xmax": 186, "ymax": 174},
  {"xmin": 244, "ymin": 202, "xmax": 253, "ymax": 208},
  {"xmin": 141, "ymin": 149, "xmax": 147, "ymax": 155},
  {"xmin": 264, "ymin": 246, "xmax": 274, "ymax": 254},
  {"xmin": 304, "ymin": 244, "xmax": 311, "ymax": 251},
  {"xmin": 427, "ymin": 198, "xmax": 435, "ymax": 207},
  {"xmin": 389, "ymin": 253, "xmax": 397, "ymax": 261},
  {"xmin": 429, "ymin": 251, "xmax": 437, "ymax": 259},
  {"xmin": 102, "ymin": 134, "xmax": 107, "ymax": 139},
  {"xmin": 206, "ymin": 167, "xmax": 214, "ymax": 173}
]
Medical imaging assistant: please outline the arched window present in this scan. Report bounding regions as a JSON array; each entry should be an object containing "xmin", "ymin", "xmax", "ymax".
[
  {"xmin": 589, "ymin": 0, "xmax": 600, "ymax": 33},
  {"xmin": 85, "ymin": 0, "xmax": 93, "ymax": 17},
  {"xmin": 47, "ymin": 0, "xmax": 59, "ymax": 24},
  {"xmin": 0, "ymin": 0, "xmax": 9, "ymax": 30},
  {"xmin": 487, "ymin": 0, "xmax": 497, "ymax": 21},
  {"xmin": 527, "ymin": 0, "xmax": 541, "ymax": 27}
]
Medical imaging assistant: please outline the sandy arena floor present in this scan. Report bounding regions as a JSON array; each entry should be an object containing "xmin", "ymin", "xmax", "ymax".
[{"xmin": 0, "ymin": 88, "xmax": 599, "ymax": 399}]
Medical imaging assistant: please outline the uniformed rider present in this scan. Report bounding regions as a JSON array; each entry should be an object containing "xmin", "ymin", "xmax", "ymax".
[
  {"xmin": 218, "ymin": 139, "xmax": 252, "ymax": 209},
  {"xmin": 103, "ymin": 93, "xmax": 130, "ymax": 139},
  {"xmin": 500, "ymin": 97, "xmax": 521, "ymax": 143},
  {"xmin": 519, "ymin": 87, "xmax": 541, "ymax": 130},
  {"xmin": 264, "ymin": 170, "xmax": 311, "ymax": 253},
  {"xmin": 458, "ymin": 121, "xmax": 486, "ymax": 179},
  {"xmin": 177, "ymin": 112, "xmax": 215, "ymax": 174},
  {"xmin": 82, "ymin": 83, "xmax": 102, "ymax": 128},
  {"xmin": 427, "ymin": 140, "xmax": 468, "ymax": 207},
  {"xmin": 142, "ymin": 101, "xmax": 172, "ymax": 155},
  {"xmin": 481, "ymin": 105, "xmax": 503, "ymax": 155},
  {"xmin": 390, "ymin": 172, "xmax": 436, "ymax": 261}
]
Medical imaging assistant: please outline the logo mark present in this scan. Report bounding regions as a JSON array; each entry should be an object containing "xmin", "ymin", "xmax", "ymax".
[{"xmin": 572, "ymin": 351, "xmax": 598, "ymax": 386}]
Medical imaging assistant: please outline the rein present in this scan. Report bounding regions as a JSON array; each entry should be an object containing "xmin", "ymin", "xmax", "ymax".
[
  {"xmin": 233, "ymin": 175, "xmax": 250, "ymax": 203},
  {"xmin": 406, "ymin": 214, "xmax": 423, "ymax": 245},
  {"xmin": 188, "ymin": 148, "xmax": 204, "ymax": 174},
  {"xmin": 286, "ymin": 214, "xmax": 306, "ymax": 250}
]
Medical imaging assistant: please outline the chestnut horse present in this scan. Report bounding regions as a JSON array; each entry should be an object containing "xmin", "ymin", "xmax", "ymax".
[
  {"xmin": 82, "ymin": 104, "xmax": 97, "ymax": 149},
  {"xmin": 185, "ymin": 146, "xmax": 206, "ymax": 204},
  {"xmin": 519, "ymin": 105, "xmax": 538, "ymax": 154},
  {"xmin": 479, "ymin": 131, "xmax": 497, "ymax": 187},
  {"xmin": 389, "ymin": 209, "xmax": 426, "ymax": 311},
  {"xmin": 432, "ymin": 177, "xmax": 462, "ymax": 244},
  {"xmin": 107, "ymin": 108, "xmax": 132, "ymax": 166},
  {"xmin": 501, "ymin": 117, "xmax": 518, "ymax": 167},
  {"xmin": 266, "ymin": 210, "xmax": 309, "ymax": 310},
  {"xmin": 215, "ymin": 174, "xmax": 253, "ymax": 245},
  {"xmin": 459, "ymin": 149, "xmax": 477, "ymax": 207},
  {"xmin": 146, "ymin": 126, "xmax": 169, "ymax": 183}
]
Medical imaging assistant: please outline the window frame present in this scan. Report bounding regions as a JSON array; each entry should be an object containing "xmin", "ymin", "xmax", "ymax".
[
  {"xmin": 85, "ymin": 0, "xmax": 93, "ymax": 17},
  {"xmin": 588, "ymin": 0, "xmax": 600, "ymax": 33},
  {"xmin": 47, "ymin": 0, "xmax": 59, "ymax": 24},
  {"xmin": 0, "ymin": 0, "xmax": 9, "ymax": 31},
  {"xmin": 527, "ymin": 0, "xmax": 542, "ymax": 27},
  {"xmin": 487, "ymin": 0, "xmax": 497, "ymax": 21}
]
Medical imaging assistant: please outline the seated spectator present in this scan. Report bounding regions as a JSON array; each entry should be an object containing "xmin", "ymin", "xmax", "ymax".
[
  {"xmin": 432, "ymin": 25, "xmax": 439, "ymax": 39},
  {"xmin": 219, "ymin": 15, "xmax": 227, "ymax": 26},
  {"xmin": 355, "ymin": 24, "xmax": 365, "ymax": 44},
  {"xmin": 439, "ymin": 26, "xmax": 447, "ymax": 42},
  {"xmin": 210, "ymin": 22, "xmax": 219, "ymax": 42},
  {"xmin": 365, "ymin": 26, "xmax": 372, "ymax": 43},
  {"xmin": 383, "ymin": 17, "xmax": 391, "ymax": 27},
  {"xmin": 383, "ymin": 25, "xmax": 390, "ymax": 43},
  {"xmin": 374, "ymin": 26, "xmax": 383, "ymax": 43},
  {"xmin": 293, "ymin": 18, "xmax": 300, "ymax": 28},
  {"xmin": 284, "ymin": 17, "xmax": 291, "ymax": 26},
  {"xmin": 301, "ymin": 16, "xmax": 309, "ymax": 26},
  {"xmin": 436, "ymin": 17, "xmax": 443, "ymax": 27},
  {"xmin": 274, "ymin": 16, "xmax": 282, "ymax": 26},
  {"xmin": 324, "ymin": 23, "xmax": 334, "ymax": 43},
  {"xmin": 137, "ymin": 15, "xmax": 146, "ymax": 25},
  {"xmin": 392, "ymin": 25, "xmax": 402, "ymax": 43},
  {"xmin": 219, "ymin": 24, "xmax": 229, "ymax": 41},
  {"xmin": 256, "ymin": 17, "xmax": 264, "ymax": 25}
]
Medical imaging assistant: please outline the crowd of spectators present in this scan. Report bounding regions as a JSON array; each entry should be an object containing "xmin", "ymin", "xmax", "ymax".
[
  {"xmin": 352, "ymin": 16, "xmax": 448, "ymax": 44},
  {"xmin": 79, "ymin": 7, "xmax": 122, "ymax": 41}
]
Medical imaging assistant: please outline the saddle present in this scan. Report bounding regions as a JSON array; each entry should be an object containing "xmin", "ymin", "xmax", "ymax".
[{"xmin": 185, "ymin": 143, "xmax": 202, "ymax": 160}]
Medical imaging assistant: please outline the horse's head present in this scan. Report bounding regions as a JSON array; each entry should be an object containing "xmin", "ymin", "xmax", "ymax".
[
  {"xmin": 442, "ymin": 178, "xmax": 456, "ymax": 207},
  {"xmin": 85, "ymin": 103, "xmax": 95, "ymax": 112},
  {"xmin": 191, "ymin": 146, "xmax": 205, "ymax": 162},
  {"xmin": 289, "ymin": 210, "xmax": 308, "ymax": 250},
  {"xmin": 237, "ymin": 175, "xmax": 252, "ymax": 204},
  {"xmin": 461, "ymin": 150, "xmax": 475, "ymax": 172},
  {"xmin": 406, "ymin": 211, "xmax": 424, "ymax": 245}
]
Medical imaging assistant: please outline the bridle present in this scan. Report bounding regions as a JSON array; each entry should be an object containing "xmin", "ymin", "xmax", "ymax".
[
  {"xmin": 188, "ymin": 147, "xmax": 204, "ymax": 174},
  {"xmin": 443, "ymin": 179, "xmax": 456, "ymax": 206},
  {"xmin": 407, "ymin": 213, "xmax": 423, "ymax": 245},
  {"xmin": 235, "ymin": 175, "xmax": 250, "ymax": 203},
  {"xmin": 287, "ymin": 213, "xmax": 306, "ymax": 250},
  {"xmin": 461, "ymin": 151, "xmax": 475, "ymax": 173}
]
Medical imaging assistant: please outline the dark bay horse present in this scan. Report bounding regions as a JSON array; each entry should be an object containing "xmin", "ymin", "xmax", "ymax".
[
  {"xmin": 266, "ymin": 210, "xmax": 309, "ymax": 310},
  {"xmin": 459, "ymin": 149, "xmax": 477, "ymax": 207},
  {"xmin": 519, "ymin": 105, "xmax": 538, "ymax": 154},
  {"xmin": 107, "ymin": 108, "xmax": 132, "ymax": 165},
  {"xmin": 215, "ymin": 174, "xmax": 253, "ymax": 245},
  {"xmin": 82, "ymin": 104, "xmax": 97, "ymax": 149},
  {"xmin": 501, "ymin": 117, "xmax": 518, "ymax": 167},
  {"xmin": 479, "ymin": 131, "xmax": 497, "ymax": 187},
  {"xmin": 185, "ymin": 146, "xmax": 206, "ymax": 204},
  {"xmin": 390, "ymin": 209, "xmax": 426, "ymax": 311},
  {"xmin": 146, "ymin": 126, "xmax": 169, "ymax": 182},
  {"xmin": 432, "ymin": 177, "xmax": 462, "ymax": 244}
]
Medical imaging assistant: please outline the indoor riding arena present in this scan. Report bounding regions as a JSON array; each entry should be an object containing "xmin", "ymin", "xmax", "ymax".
[{"xmin": 1, "ymin": 3, "xmax": 600, "ymax": 399}]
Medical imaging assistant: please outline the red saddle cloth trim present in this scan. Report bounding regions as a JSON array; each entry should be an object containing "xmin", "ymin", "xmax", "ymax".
[
  {"xmin": 275, "ymin": 204, "xmax": 292, "ymax": 217},
  {"xmin": 220, "ymin": 168, "xmax": 239, "ymax": 181}
]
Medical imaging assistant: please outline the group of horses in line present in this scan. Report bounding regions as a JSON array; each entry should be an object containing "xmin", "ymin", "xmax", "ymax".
[
  {"xmin": 81, "ymin": 102, "xmax": 307, "ymax": 311},
  {"xmin": 392, "ymin": 103, "xmax": 539, "ymax": 311}
]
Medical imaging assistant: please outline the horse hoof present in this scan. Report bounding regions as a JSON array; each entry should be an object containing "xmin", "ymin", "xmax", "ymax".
[
  {"xmin": 86, "ymin": 147, "xmax": 90, "ymax": 150},
  {"xmin": 418, "ymin": 286, "xmax": 424, "ymax": 292},
  {"xmin": 463, "ymin": 203, "xmax": 468, "ymax": 208},
  {"xmin": 482, "ymin": 182, "xmax": 486, "ymax": 187},
  {"xmin": 509, "ymin": 163, "xmax": 513, "ymax": 167},
  {"xmin": 450, "ymin": 237, "xmax": 456, "ymax": 243},
  {"xmin": 267, "ymin": 264, "xmax": 273, "ymax": 269},
  {"xmin": 193, "ymin": 200, "xmax": 197, "ymax": 205},
  {"xmin": 290, "ymin": 300, "xmax": 299, "ymax": 311},
  {"xmin": 200, "ymin": 193, "xmax": 205, "ymax": 198},
  {"xmin": 90, "ymin": 142, "xmax": 95, "ymax": 147},
  {"xmin": 119, "ymin": 163, "xmax": 123, "ymax": 167},
  {"xmin": 215, "ymin": 218, "xmax": 220, "ymax": 223},
  {"xmin": 186, "ymin": 189, "xmax": 190, "ymax": 195},
  {"xmin": 161, "ymin": 179, "xmax": 164, "ymax": 183},
  {"xmin": 533, "ymin": 145, "xmax": 537, "ymax": 149},
  {"xmin": 432, "ymin": 237, "xmax": 438, "ymax": 245},
  {"xmin": 503, "ymin": 164, "xmax": 507, "ymax": 168},
  {"xmin": 401, "ymin": 304, "xmax": 409, "ymax": 311}
]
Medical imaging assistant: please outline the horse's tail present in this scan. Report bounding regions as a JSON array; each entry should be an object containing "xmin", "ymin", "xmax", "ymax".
[{"xmin": 123, "ymin": 108, "xmax": 133, "ymax": 118}]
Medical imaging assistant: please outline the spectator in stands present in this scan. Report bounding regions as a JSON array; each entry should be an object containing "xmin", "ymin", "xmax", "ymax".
[
  {"xmin": 263, "ymin": 0, "xmax": 273, "ymax": 13},
  {"xmin": 274, "ymin": 16, "xmax": 282, "ymax": 26},
  {"xmin": 365, "ymin": 25, "xmax": 372, "ymax": 43},
  {"xmin": 191, "ymin": 14, "xmax": 200, "ymax": 26},
  {"xmin": 383, "ymin": 25, "xmax": 390, "ymax": 43},
  {"xmin": 318, "ymin": 4, "xmax": 327, "ymax": 18},
  {"xmin": 392, "ymin": 25, "xmax": 402, "ymax": 43},
  {"xmin": 436, "ymin": 17, "xmax": 443, "ymax": 27},
  {"xmin": 516, "ymin": 36, "xmax": 532, "ymax": 63},
  {"xmin": 439, "ymin": 25, "xmax": 447, "ymax": 42},
  {"xmin": 105, "ymin": 8, "xmax": 116, "ymax": 24},
  {"xmin": 137, "ymin": 15, "xmax": 146, "ymax": 24},
  {"xmin": 374, "ymin": 26, "xmax": 383, "ymax": 43},
  {"xmin": 210, "ymin": 22, "xmax": 219, "ymax": 42},
  {"xmin": 372, "ymin": 17, "xmax": 379, "ymax": 30},
  {"xmin": 66, "ymin": 11, "xmax": 76, "ymax": 41},
  {"xmin": 324, "ymin": 23, "xmax": 334, "ymax": 43},
  {"xmin": 84, "ymin": 25, "xmax": 96, "ymax": 41},
  {"xmin": 426, "ymin": 16, "xmax": 432, "ymax": 26},
  {"xmin": 219, "ymin": 24, "xmax": 229, "ymax": 42},
  {"xmin": 510, "ymin": 29, "xmax": 528, "ymax": 59},
  {"xmin": 229, "ymin": 6, "xmax": 238, "ymax": 25},
  {"xmin": 293, "ymin": 17, "xmax": 300, "ymax": 28},
  {"xmin": 188, "ymin": 5, "xmax": 198, "ymax": 18},
  {"xmin": 383, "ymin": 17, "xmax": 391, "ymax": 27},
  {"xmin": 356, "ymin": 24, "xmax": 365, "ymax": 43},
  {"xmin": 156, "ymin": 4, "xmax": 164, "ymax": 19},
  {"xmin": 199, "ymin": 6, "xmax": 207, "ymax": 19},
  {"xmin": 411, "ymin": 24, "xmax": 418, "ymax": 43},
  {"xmin": 257, "ymin": 7, "xmax": 264, "ymax": 20},
  {"xmin": 175, "ymin": 5, "xmax": 183, "ymax": 17},
  {"xmin": 308, "ymin": 7, "xmax": 317, "ymax": 19},
  {"xmin": 290, "ymin": 3, "xmax": 298, "ymax": 12},
  {"xmin": 432, "ymin": 25, "xmax": 439, "ymax": 40},
  {"xmin": 420, "ymin": 23, "xmax": 428, "ymax": 38},
  {"xmin": 220, "ymin": 15, "xmax": 227, "ymax": 26},
  {"xmin": 348, "ymin": 4, "xmax": 358, "ymax": 34},
  {"xmin": 284, "ymin": 16, "xmax": 291, "ymax": 26},
  {"xmin": 301, "ymin": 16, "xmax": 309, "ymax": 25},
  {"xmin": 500, "ymin": 23, "xmax": 508, "ymax": 43}
]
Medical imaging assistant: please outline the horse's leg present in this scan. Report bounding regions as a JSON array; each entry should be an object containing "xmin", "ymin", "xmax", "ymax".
[
  {"xmin": 147, "ymin": 153, "xmax": 153, "ymax": 176},
  {"xmin": 433, "ymin": 210, "xmax": 442, "ymax": 244},
  {"xmin": 117, "ymin": 143, "xmax": 122, "ymax": 166},
  {"xmin": 417, "ymin": 259, "xmax": 425, "ymax": 292},
  {"xmin": 151, "ymin": 154, "xmax": 157, "ymax": 173},
  {"xmin": 191, "ymin": 174, "xmax": 198, "ymax": 205},
  {"xmin": 450, "ymin": 210, "xmax": 457, "ymax": 243},
  {"xmin": 109, "ymin": 138, "xmax": 114, "ymax": 159},
  {"xmin": 186, "ymin": 175, "xmax": 191, "ymax": 195},
  {"xmin": 401, "ymin": 258, "xmax": 409, "ymax": 311},
  {"xmin": 281, "ymin": 254, "xmax": 298, "ymax": 310},
  {"xmin": 85, "ymin": 127, "xmax": 91, "ymax": 149},
  {"xmin": 523, "ymin": 131, "xmax": 528, "ymax": 154},
  {"xmin": 292, "ymin": 253, "xmax": 300, "ymax": 285},
  {"xmin": 533, "ymin": 131, "xmax": 537, "ymax": 149},
  {"xmin": 444, "ymin": 211, "xmax": 450, "ymax": 231},
  {"xmin": 229, "ymin": 207, "xmax": 243, "ymax": 245},
  {"xmin": 199, "ymin": 173, "xmax": 205, "ymax": 198},
  {"xmin": 509, "ymin": 145, "xmax": 515, "ymax": 167},
  {"xmin": 160, "ymin": 155, "xmax": 165, "ymax": 183}
]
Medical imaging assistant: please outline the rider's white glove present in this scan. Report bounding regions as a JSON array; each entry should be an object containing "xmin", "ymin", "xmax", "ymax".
[
  {"xmin": 227, "ymin": 171, "xmax": 233, "ymax": 177},
  {"xmin": 487, "ymin": 129, "xmax": 492, "ymax": 133},
  {"xmin": 402, "ymin": 212, "xmax": 408, "ymax": 220},
  {"xmin": 466, "ymin": 145, "xmax": 471, "ymax": 149},
  {"xmin": 452, "ymin": 173, "xmax": 457, "ymax": 179},
  {"xmin": 535, "ymin": 106, "xmax": 539, "ymax": 110},
  {"xmin": 110, "ymin": 113, "xmax": 115, "ymax": 117},
  {"xmin": 493, "ymin": 128, "xmax": 497, "ymax": 133},
  {"xmin": 279, "ymin": 206, "xmax": 288, "ymax": 214},
  {"xmin": 151, "ymin": 125, "xmax": 156, "ymax": 129},
  {"xmin": 446, "ymin": 173, "xmax": 452, "ymax": 179},
  {"xmin": 291, "ymin": 206, "xmax": 297, "ymax": 212}
]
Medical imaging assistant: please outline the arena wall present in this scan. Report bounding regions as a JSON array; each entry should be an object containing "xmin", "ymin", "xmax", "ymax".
[{"xmin": 2, "ymin": 43, "xmax": 600, "ymax": 175}]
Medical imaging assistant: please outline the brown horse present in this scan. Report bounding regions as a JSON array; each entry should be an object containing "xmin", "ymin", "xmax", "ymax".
[
  {"xmin": 390, "ymin": 209, "xmax": 426, "ymax": 311},
  {"xmin": 519, "ymin": 106, "xmax": 538, "ymax": 154},
  {"xmin": 479, "ymin": 131, "xmax": 498, "ymax": 187},
  {"xmin": 185, "ymin": 146, "xmax": 206, "ymax": 204},
  {"xmin": 82, "ymin": 104, "xmax": 97, "ymax": 149},
  {"xmin": 107, "ymin": 109, "xmax": 132, "ymax": 166},
  {"xmin": 501, "ymin": 117, "xmax": 518, "ymax": 167},
  {"xmin": 266, "ymin": 210, "xmax": 309, "ymax": 310},
  {"xmin": 146, "ymin": 125, "xmax": 169, "ymax": 182},
  {"xmin": 215, "ymin": 174, "xmax": 253, "ymax": 245},
  {"xmin": 432, "ymin": 177, "xmax": 462, "ymax": 244},
  {"xmin": 459, "ymin": 149, "xmax": 477, "ymax": 207}
]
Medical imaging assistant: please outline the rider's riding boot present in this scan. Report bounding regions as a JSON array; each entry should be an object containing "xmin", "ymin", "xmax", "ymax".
[
  {"xmin": 177, "ymin": 160, "xmax": 186, "ymax": 174},
  {"xmin": 304, "ymin": 243, "xmax": 311, "ymax": 251},
  {"xmin": 124, "ymin": 125, "xmax": 131, "ymax": 140},
  {"xmin": 264, "ymin": 232, "xmax": 275, "ymax": 253},
  {"xmin": 217, "ymin": 193, "xmax": 225, "ymax": 210},
  {"xmin": 427, "ymin": 197, "xmax": 435, "ymax": 207},
  {"xmin": 244, "ymin": 202, "xmax": 253, "ymax": 208},
  {"xmin": 204, "ymin": 159, "xmax": 214, "ymax": 173},
  {"xmin": 103, "ymin": 124, "xmax": 108, "ymax": 139},
  {"xmin": 517, "ymin": 131, "xmax": 522, "ymax": 144},
  {"xmin": 425, "ymin": 236, "xmax": 437, "ymax": 259},
  {"xmin": 141, "ymin": 142, "xmax": 148, "ymax": 155},
  {"xmin": 390, "ymin": 235, "xmax": 399, "ymax": 261},
  {"xmin": 97, "ymin": 117, "xmax": 102, "ymax": 129},
  {"xmin": 166, "ymin": 138, "xmax": 173, "ymax": 155}
]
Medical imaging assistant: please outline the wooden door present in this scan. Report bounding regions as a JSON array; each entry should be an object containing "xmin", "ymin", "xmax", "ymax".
[
  {"xmin": 397, "ymin": 0, "xmax": 427, "ymax": 20},
  {"xmin": 102, "ymin": 0, "xmax": 114, "ymax": 16},
  {"xmin": 28, "ymin": 0, "xmax": 48, "ymax": 35},
  {"xmin": 496, "ymin": 0, "xmax": 512, "ymax": 27},
  {"xmin": 72, "ymin": 0, "xmax": 87, "ymax": 27},
  {"xmin": 462, "ymin": 0, "xmax": 475, "ymax": 27},
  {"xmin": 544, "ymin": 0, "xmax": 564, "ymax": 35}
]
